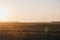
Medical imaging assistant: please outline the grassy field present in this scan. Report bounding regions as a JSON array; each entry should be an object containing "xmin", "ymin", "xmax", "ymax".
[{"xmin": 0, "ymin": 22, "xmax": 60, "ymax": 40}]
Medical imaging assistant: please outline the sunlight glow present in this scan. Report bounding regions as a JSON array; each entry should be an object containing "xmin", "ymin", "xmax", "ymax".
[{"xmin": 0, "ymin": 7, "xmax": 9, "ymax": 21}]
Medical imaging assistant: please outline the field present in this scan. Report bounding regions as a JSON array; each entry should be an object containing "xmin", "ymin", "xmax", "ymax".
[{"xmin": 0, "ymin": 22, "xmax": 60, "ymax": 40}]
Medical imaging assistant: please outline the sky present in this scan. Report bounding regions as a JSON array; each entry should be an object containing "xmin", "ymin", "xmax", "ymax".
[{"xmin": 0, "ymin": 0, "xmax": 60, "ymax": 22}]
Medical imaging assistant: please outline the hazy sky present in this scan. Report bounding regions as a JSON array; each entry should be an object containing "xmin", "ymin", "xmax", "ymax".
[{"xmin": 0, "ymin": 0, "xmax": 60, "ymax": 22}]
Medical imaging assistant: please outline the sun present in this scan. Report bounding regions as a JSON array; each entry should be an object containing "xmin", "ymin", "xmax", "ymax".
[{"xmin": 0, "ymin": 7, "xmax": 9, "ymax": 21}]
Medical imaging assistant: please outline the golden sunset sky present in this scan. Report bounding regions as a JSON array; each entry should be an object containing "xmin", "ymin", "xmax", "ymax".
[{"xmin": 0, "ymin": 0, "xmax": 60, "ymax": 22}]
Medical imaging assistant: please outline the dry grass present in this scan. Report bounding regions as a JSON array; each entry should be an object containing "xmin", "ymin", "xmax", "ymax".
[{"xmin": 0, "ymin": 22, "xmax": 60, "ymax": 40}]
